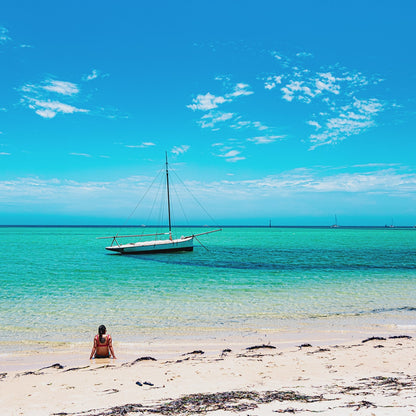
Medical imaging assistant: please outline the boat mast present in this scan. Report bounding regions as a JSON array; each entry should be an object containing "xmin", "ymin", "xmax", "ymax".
[{"xmin": 165, "ymin": 152, "xmax": 172, "ymax": 240}]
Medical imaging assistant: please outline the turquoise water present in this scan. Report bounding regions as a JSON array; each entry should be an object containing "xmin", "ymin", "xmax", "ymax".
[{"xmin": 1, "ymin": 227, "xmax": 416, "ymax": 351}]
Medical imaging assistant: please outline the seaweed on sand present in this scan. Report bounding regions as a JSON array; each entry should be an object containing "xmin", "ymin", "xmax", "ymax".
[
  {"xmin": 55, "ymin": 390, "xmax": 325, "ymax": 416},
  {"xmin": 246, "ymin": 344, "xmax": 276, "ymax": 351}
]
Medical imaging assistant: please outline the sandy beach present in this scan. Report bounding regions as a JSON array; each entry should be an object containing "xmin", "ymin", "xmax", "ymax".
[{"xmin": 1, "ymin": 333, "xmax": 416, "ymax": 416}]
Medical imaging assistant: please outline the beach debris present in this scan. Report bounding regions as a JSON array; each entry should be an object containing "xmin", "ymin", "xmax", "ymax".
[
  {"xmin": 372, "ymin": 376, "xmax": 413, "ymax": 388},
  {"xmin": 308, "ymin": 348, "xmax": 330, "ymax": 354},
  {"xmin": 183, "ymin": 350, "xmax": 204, "ymax": 355},
  {"xmin": 15, "ymin": 370, "xmax": 44, "ymax": 377},
  {"xmin": 344, "ymin": 399, "xmax": 377, "ymax": 410},
  {"xmin": 66, "ymin": 390, "xmax": 325, "ymax": 415},
  {"xmin": 0, "ymin": 372, "xmax": 7, "ymax": 380},
  {"xmin": 135, "ymin": 381, "xmax": 143, "ymax": 386},
  {"xmin": 298, "ymin": 343, "xmax": 312, "ymax": 348},
  {"xmin": 122, "ymin": 356, "xmax": 157, "ymax": 367},
  {"xmin": 361, "ymin": 336, "xmax": 386, "ymax": 343},
  {"xmin": 39, "ymin": 363, "xmax": 64, "ymax": 371},
  {"xmin": 152, "ymin": 390, "xmax": 324, "ymax": 415},
  {"xmin": 374, "ymin": 345, "xmax": 384, "ymax": 348},
  {"xmin": 246, "ymin": 344, "xmax": 276, "ymax": 351},
  {"xmin": 221, "ymin": 348, "xmax": 232, "ymax": 357},
  {"xmin": 389, "ymin": 335, "xmax": 412, "ymax": 339},
  {"xmin": 64, "ymin": 366, "xmax": 90, "ymax": 372},
  {"xmin": 102, "ymin": 388, "xmax": 119, "ymax": 394},
  {"xmin": 143, "ymin": 381, "xmax": 154, "ymax": 386}
]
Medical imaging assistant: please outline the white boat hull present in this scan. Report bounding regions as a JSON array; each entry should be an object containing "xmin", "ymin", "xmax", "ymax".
[{"xmin": 106, "ymin": 237, "xmax": 194, "ymax": 254}]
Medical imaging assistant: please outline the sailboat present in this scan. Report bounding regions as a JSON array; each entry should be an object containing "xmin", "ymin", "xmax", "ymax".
[
  {"xmin": 330, "ymin": 215, "xmax": 339, "ymax": 228},
  {"xmin": 99, "ymin": 153, "xmax": 221, "ymax": 254}
]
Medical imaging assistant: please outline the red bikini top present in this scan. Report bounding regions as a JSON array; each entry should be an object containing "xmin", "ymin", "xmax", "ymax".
[{"xmin": 95, "ymin": 334, "xmax": 110, "ymax": 346}]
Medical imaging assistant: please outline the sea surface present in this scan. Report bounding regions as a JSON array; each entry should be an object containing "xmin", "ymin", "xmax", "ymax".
[{"xmin": 1, "ymin": 226, "xmax": 416, "ymax": 354}]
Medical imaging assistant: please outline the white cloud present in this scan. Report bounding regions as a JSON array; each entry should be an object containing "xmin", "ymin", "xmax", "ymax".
[
  {"xmin": 1, "ymin": 166, "xmax": 415, "ymax": 220},
  {"xmin": 70, "ymin": 153, "xmax": 91, "ymax": 157},
  {"xmin": 217, "ymin": 149, "xmax": 246, "ymax": 162},
  {"xmin": 187, "ymin": 93, "xmax": 228, "ymax": 111},
  {"xmin": 281, "ymin": 80, "xmax": 315, "ymax": 103},
  {"xmin": 126, "ymin": 142, "xmax": 156, "ymax": 148},
  {"xmin": 19, "ymin": 78, "xmax": 90, "ymax": 118},
  {"xmin": 264, "ymin": 75, "xmax": 282, "ymax": 90},
  {"xmin": 83, "ymin": 69, "xmax": 100, "ymax": 81},
  {"xmin": 296, "ymin": 52, "xmax": 313, "ymax": 58},
  {"xmin": 315, "ymin": 72, "xmax": 340, "ymax": 95},
  {"xmin": 42, "ymin": 80, "xmax": 79, "ymax": 95},
  {"xmin": 23, "ymin": 97, "xmax": 89, "ymax": 119},
  {"xmin": 199, "ymin": 112, "xmax": 234, "ymax": 128},
  {"xmin": 188, "ymin": 82, "xmax": 253, "ymax": 113},
  {"xmin": 228, "ymin": 83, "xmax": 253, "ymax": 97},
  {"xmin": 231, "ymin": 119, "xmax": 269, "ymax": 131},
  {"xmin": 309, "ymin": 97, "xmax": 384, "ymax": 148},
  {"xmin": 172, "ymin": 145, "xmax": 190, "ymax": 155},
  {"xmin": 0, "ymin": 26, "xmax": 11, "ymax": 44},
  {"xmin": 307, "ymin": 120, "xmax": 321, "ymax": 130},
  {"xmin": 247, "ymin": 135, "xmax": 285, "ymax": 144}
]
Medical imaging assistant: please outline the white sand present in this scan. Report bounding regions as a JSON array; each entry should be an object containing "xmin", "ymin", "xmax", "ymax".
[{"xmin": 1, "ymin": 334, "xmax": 416, "ymax": 415}]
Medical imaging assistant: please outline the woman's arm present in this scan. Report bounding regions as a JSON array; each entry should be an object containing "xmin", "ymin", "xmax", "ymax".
[
  {"xmin": 89, "ymin": 337, "xmax": 97, "ymax": 359},
  {"xmin": 108, "ymin": 335, "xmax": 116, "ymax": 359}
]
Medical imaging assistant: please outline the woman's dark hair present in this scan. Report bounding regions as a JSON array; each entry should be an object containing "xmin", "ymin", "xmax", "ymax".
[{"xmin": 98, "ymin": 325, "xmax": 106, "ymax": 344}]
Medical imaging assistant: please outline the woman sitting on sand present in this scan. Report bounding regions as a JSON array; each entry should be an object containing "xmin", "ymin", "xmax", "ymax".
[{"xmin": 90, "ymin": 325, "xmax": 116, "ymax": 359}]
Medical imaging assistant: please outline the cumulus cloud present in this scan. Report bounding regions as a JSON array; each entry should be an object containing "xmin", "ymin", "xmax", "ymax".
[
  {"xmin": 83, "ymin": 69, "xmax": 99, "ymax": 81},
  {"xmin": 42, "ymin": 80, "xmax": 79, "ymax": 95},
  {"xmin": 309, "ymin": 97, "xmax": 384, "ymax": 148},
  {"xmin": 19, "ymin": 78, "xmax": 89, "ymax": 118},
  {"xmin": 187, "ymin": 93, "xmax": 228, "ymax": 111},
  {"xmin": 263, "ymin": 75, "xmax": 282, "ymax": 90},
  {"xmin": 228, "ymin": 83, "xmax": 253, "ymax": 97},
  {"xmin": 188, "ymin": 82, "xmax": 253, "ymax": 112},
  {"xmin": 217, "ymin": 149, "xmax": 246, "ymax": 162},
  {"xmin": 23, "ymin": 97, "xmax": 89, "ymax": 119},
  {"xmin": 188, "ymin": 81, "xmax": 256, "ymax": 132},
  {"xmin": 1, "ymin": 165, "xmax": 415, "ymax": 220},
  {"xmin": 172, "ymin": 145, "xmax": 190, "ymax": 155},
  {"xmin": 262, "ymin": 51, "xmax": 386, "ymax": 147},
  {"xmin": 199, "ymin": 112, "xmax": 234, "ymax": 128}
]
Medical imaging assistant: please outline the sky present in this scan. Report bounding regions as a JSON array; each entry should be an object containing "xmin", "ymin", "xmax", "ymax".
[{"xmin": 1, "ymin": 0, "xmax": 416, "ymax": 225}]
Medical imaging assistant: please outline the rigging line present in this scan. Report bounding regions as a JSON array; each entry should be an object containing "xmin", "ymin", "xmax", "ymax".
[
  {"xmin": 195, "ymin": 235, "xmax": 210, "ymax": 252},
  {"xmin": 171, "ymin": 170, "xmax": 221, "ymax": 228},
  {"xmin": 171, "ymin": 177, "xmax": 191, "ymax": 228},
  {"xmin": 116, "ymin": 167, "xmax": 164, "ymax": 237},
  {"xmin": 156, "ymin": 174, "xmax": 167, "ymax": 238},
  {"xmin": 145, "ymin": 169, "xmax": 165, "ymax": 233}
]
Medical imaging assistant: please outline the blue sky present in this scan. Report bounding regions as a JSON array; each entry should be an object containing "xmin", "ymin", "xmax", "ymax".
[{"xmin": 1, "ymin": 0, "xmax": 416, "ymax": 225}]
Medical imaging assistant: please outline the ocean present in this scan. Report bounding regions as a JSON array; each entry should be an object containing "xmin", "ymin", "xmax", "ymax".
[{"xmin": 1, "ymin": 226, "xmax": 416, "ymax": 354}]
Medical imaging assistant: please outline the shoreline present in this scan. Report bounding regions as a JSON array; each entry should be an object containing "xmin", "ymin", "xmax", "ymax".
[
  {"xmin": 2, "ymin": 322, "xmax": 415, "ymax": 372},
  {"xmin": 1, "ymin": 333, "xmax": 416, "ymax": 415}
]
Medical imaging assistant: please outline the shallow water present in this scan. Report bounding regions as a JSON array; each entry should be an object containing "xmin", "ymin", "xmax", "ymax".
[{"xmin": 1, "ymin": 226, "xmax": 416, "ymax": 353}]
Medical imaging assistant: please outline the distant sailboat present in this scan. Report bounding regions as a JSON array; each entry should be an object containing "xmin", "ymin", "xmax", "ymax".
[
  {"xmin": 99, "ymin": 153, "xmax": 221, "ymax": 254},
  {"xmin": 330, "ymin": 215, "xmax": 339, "ymax": 228}
]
